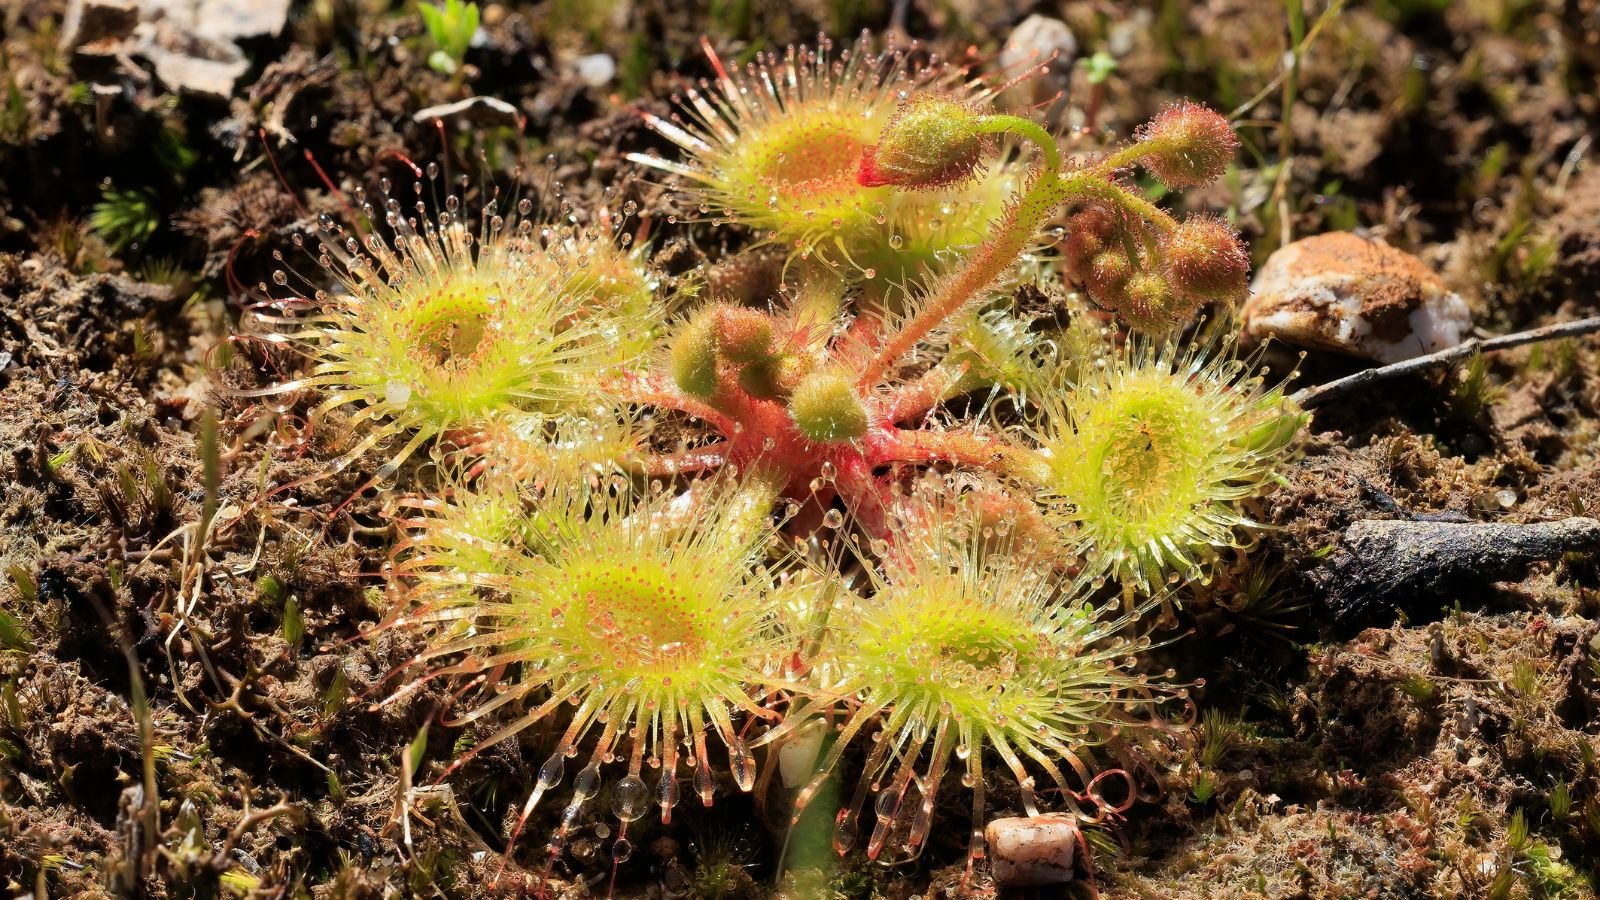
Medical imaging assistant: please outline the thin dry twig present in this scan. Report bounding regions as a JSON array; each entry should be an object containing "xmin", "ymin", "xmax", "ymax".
[{"xmin": 1292, "ymin": 315, "xmax": 1600, "ymax": 410}]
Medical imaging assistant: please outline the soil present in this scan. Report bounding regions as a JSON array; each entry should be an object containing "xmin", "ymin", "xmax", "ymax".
[{"xmin": 1, "ymin": 1, "xmax": 1598, "ymax": 899}]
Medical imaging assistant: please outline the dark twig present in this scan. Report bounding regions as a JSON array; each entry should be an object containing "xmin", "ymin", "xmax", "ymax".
[
  {"xmin": 1292, "ymin": 315, "xmax": 1600, "ymax": 410},
  {"xmin": 1310, "ymin": 516, "xmax": 1600, "ymax": 628}
]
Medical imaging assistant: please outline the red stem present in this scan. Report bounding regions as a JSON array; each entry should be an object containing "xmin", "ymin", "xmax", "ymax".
[
  {"xmin": 605, "ymin": 373, "xmax": 739, "ymax": 436},
  {"xmin": 881, "ymin": 366, "xmax": 964, "ymax": 424},
  {"xmin": 868, "ymin": 427, "xmax": 1013, "ymax": 473}
]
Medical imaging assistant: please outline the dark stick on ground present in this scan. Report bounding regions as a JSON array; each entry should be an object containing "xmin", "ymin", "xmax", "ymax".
[
  {"xmin": 1292, "ymin": 315, "xmax": 1600, "ymax": 410},
  {"xmin": 1308, "ymin": 516, "xmax": 1600, "ymax": 629}
]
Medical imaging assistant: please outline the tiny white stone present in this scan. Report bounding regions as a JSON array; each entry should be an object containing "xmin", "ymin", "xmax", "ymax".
[
  {"xmin": 1000, "ymin": 15, "xmax": 1077, "ymax": 72},
  {"xmin": 575, "ymin": 53, "xmax": 616, "ymax": 88},
  {"xmin": 1241, "ymin": 231, "xmax": 1472, "ymax": 364},
  {"xmin": 778, "ymin": 720, "xmax": 826, "ymax": 789}
]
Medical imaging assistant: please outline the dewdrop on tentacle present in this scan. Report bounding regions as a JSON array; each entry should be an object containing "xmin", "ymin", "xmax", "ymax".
[
  {"xmin": 626, "ymin": 34, "xmax": 1034, "ymax": 286},
  {"xmin": 758, "ymin": 488, "xmax": 1184, "ymax": 872},
  {"xmin": 239, "ymin": 161, "xmax": 663, "ymax": 479},
  {"xmin": 382, "ymin": 469, "xmax": 797, "ymax": 878}
]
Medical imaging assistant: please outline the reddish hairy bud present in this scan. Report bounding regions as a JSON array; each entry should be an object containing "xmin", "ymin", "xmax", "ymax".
[
  {"xmin": 1133, "ymin": 101, "xmax": 1238, "ymax": 189},
  {"xmin": 1083, "ymin": 249, "xmax": 1133, "ymax": 304},
  {"xmin": 1159, "ymin": 215, "xmax": 1250, "ymax": 304},
  {"xmin": 858, "ymin": 94, "xmax": 989, "ymax": 190},
  {"xmin": 1063, "ymin": 205, "xmax": 1134, "ymax": 278},
  {"xmin": 1116, "ymin": 271, "xmax": 1201, "ymax": 333},
  {"xmin": 715, "ymin": 306, "xmax": 775, "ymax": 363}
]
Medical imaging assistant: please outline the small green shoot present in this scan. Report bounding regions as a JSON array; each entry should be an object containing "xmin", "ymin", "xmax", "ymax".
[
  {"xmin": 282, "ymin": 595, "xmax": 304, "ymax": 650},
  {"xmin": 1549, "ymin": 780, "xmax": 1573, "ymax": 821},
  {"xmin": 0, "ymin": 608, "xmax": 30, "ymax": 653},
  {"xmin": 90, "ymin": 187, "xmax": 160, "ymax": 254},
  {"xmin": 7, "ymin": 564, "xmax": 38, "ymax": 603},
  {"xmin": 1399, "ymin": 674, "xmax": 1436, "ymax": 702},
  {"xmin": 418, "ymin": 0, "xmax": 478, "ymax": 76},
  {"xmin": 1450, "ymin": 353, "xmax": 1504, "ymax": 421},
  {"xmin": 256, "ymin": 575, "xmax": 285, "ymax": 603},
  {"xmin": 1083, "ymin": 50, "xmax": 1119, "ymax": 85},
  {"xmin": 2, "ymin": 678, "xmax": 23, "ymax": 728},
  {"xmin": 321, "ymin": 666, "xmax": 350, "ymax": 718},
  {"xmin": 220, "ymin": 869, "xmax": 261, "ymax": 896},
  {"xmin": 0, "ymin": 76, "xmax": 28, "ymax": 145}
]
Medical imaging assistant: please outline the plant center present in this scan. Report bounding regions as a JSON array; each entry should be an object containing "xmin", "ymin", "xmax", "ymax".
[
  {"xmin": 1091, "ymin": 386, "xmax": 1207, "ymax": 527},
  {"xmin": 567, "ymin": 561, "xmax": 710, "ymax": 675},
  {"xmin": 747, "ymin": 111, "xmax": 872, "ymax": 203},
  {"xmin": 411, "ymin": 286, "xmax": 495, "ymax": 366}
]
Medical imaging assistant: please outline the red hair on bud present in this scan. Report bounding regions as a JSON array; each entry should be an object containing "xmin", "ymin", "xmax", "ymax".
[
  {"xmin": 714, "ymin": 306, "xmax": 775, "ymax": 363},
  {"xmin": 1133, "ymin": 101, "xmax": 1238, "ymax": 189},
  {"xmin": 1083, "ymin": 249, "xmax": 1134, "ymax": 306},
  {"xmin": 1118, "ymin": 271, "xmax": 1202, "ymax": 333},
  {"xmin": 1159, "ymin": 215, "xmax": 1250, "ymax": 305},
  {"xmin": 1063, "ymin": 205, "xmax": 1135, "ymax": 278},
  {"xmin": 856, "ymin": 93, "xmax": 990, "ymax": 190}
]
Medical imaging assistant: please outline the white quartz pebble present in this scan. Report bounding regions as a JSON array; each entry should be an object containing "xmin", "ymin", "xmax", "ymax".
[{"xmin": 1242, "ymin": 232, "xmax": 1472, "ymax": 364}]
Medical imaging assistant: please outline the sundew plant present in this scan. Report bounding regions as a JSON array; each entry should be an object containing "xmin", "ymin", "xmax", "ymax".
[{"xmin": 246, "ymin": 31, "xmax": 1305, "ymax": 891}]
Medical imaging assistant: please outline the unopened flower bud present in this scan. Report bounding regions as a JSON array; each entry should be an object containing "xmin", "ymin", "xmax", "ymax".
[
  {"xmin": 788, "ymin": 370, "xmax": 869, "ymax": 442},
  {"xmin": 715, "ymin": 306, "xmax": 775, "ymax": 363},
  {"xmin": 669, "ymin": 308, "xmax": 721, "ymax": 397},
  {"xmin": 1114, "ymin": 271, "xmax": 1201, "ymax": 333},
  {"xmin": 1133, "ymin": 101, "xmax": 1237, "ymax": 189},
  {"xmin": 1159, "ymin": 215, "xmax": 1250, "ymax": 305},
  {"xmin": 1063, "ymin": 205, "xmax": 1134, "ymax": 279},
  {"xmin": 1083, "ymin": 249, "xmax": 1132, "ymax": 304},
  {"xmin": 858, "ymin": 94, "xmax": 989, "ymax": 190}
]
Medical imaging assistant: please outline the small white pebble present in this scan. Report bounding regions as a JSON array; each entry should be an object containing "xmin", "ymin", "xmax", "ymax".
[
  {"xmin": 778, "ymin": 720, "xmax": 826, "ymax": 789},
  {"xmin": 575, "ymin": 53, "xmax": 616, "ymax": 88},
  {"xmin": 1000, "ymin": 15, "xmax": 1077, "ymax": 71}
]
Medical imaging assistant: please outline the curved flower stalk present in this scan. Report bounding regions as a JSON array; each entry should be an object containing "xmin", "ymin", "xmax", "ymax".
[
  {"xmin": 1016, "ymin": 333, "xmax": 1305, "ymax": 594},
  {"xmin": 608, "ymin": 92, "xmax": 1267, "ymax": 546},
  {"xmin": 239, "ymin": 167, "xmax": 664, "ymax": 482},
  {"xmin": 627, "ymin": 34, "xmax": 1032, "ymax": 287},
  {"xmin": 382, "ymin": 469, "xmax": 800, "ymax": 878},
  {"xmin": 850, "ymin": 96, "xmax": 1246, "ymax": 389},
  {"xmin": 760, "ymin": 487, "xmax": 1184, "ymax": 870}
]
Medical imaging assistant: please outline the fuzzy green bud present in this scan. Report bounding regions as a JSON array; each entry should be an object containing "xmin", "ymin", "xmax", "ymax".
[
  {"xmin": 1084, "ymin": 249, "xmax": 1133, "ymax": 303},
  {"xmin": 669, "ymin": 308, "xmax": 721, "ymax": 397},
  {"xmin": 772, "ymin": 353, "xmax": 813, "ymax": 395},
  {"xmin": 1063, "ymin": 206, "xmax": 1115, "ymax": 274},
  {"xmin": 1116, "ymin": 271, "xmax": 1201, "ymax": 333},
  {"xmin": 788, "ymin": 370, "xmax": 869, "ymax": 442},
  {"xmin": 858, "ymin": 94, "xmax": 988, "ymax": 190}
]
